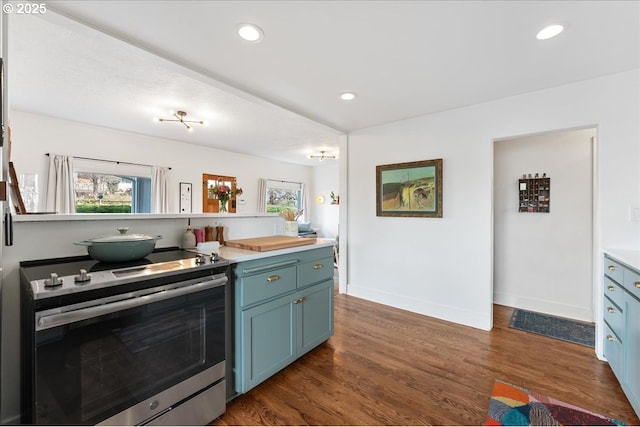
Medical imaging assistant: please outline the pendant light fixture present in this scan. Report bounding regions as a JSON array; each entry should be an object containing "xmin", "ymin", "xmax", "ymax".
[
  {"xmin": 154, "ymin": 110, "xmax": 204, "ymax": 132},
  {"xmin": 309, "ymin": 150, "xmax": 337, "ymax": 161}
]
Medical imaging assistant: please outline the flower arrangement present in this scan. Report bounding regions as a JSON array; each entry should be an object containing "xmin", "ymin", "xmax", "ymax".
[
  {"xmin": 280, "ymin": 209, "xmax": 303, "ymax": 221},
  {"xmin": 209, "ymin": 183, "xmax": 243, "ymax": 212}
]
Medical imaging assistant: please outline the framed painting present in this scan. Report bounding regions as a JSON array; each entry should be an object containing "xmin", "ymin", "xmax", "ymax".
[{"xmin": 376, "ymin": 158, "xmax": 443, "ymax": 217}]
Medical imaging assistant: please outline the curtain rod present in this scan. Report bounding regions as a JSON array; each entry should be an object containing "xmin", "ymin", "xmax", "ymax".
[
  {"xmin": 46, "ymin": 153, "xmax": 171, "ymax": 170},
  {"xmin": 267, "ymin": 178, "xmax": 302, "ymax": 185}
]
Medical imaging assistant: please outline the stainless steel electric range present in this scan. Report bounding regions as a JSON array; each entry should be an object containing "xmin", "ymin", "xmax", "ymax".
[{"xmin": 20, "ymin": 247, "xmax": 229, "ymax": 426}]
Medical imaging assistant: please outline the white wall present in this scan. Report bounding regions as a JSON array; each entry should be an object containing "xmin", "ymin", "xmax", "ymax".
[
  {"xmin": 311, "ymin": 162, "xmax": 339, "ymax": 239},
  {"xmin": 494, "ymin": 128, "xmax": 595, "ymax": 321},
  {"xmin": 9, "ymin": 110, "xmax": 316, "ymax": 214},
  {"xmin": 346, "ymin": 70, "xmax": 639, "ymax": 332}
]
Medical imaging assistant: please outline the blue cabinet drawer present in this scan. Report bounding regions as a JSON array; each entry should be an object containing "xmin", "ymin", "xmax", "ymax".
[
  {"xmin": 624, "ymin": 267, "xmax": 640, "ymax": 301},
  {"xmin": 604, "ymin": 257, "xmax": 624, "ymax": 284},
  {"xmin": 297, "ymin": 257, "xmax": 334, "ymax": 288},
  {"xmin": 603, "ymin": 295, "xmax": 624, "ymax": 339},
  {"xmin": 604, "ymin": 322, "xmax": 624, "ymax": 382},
  {"xmin": 604, "ymin": 276, "xmax": 626, "ymax": 314},
  {"xmin": 239, "ymin": 266, "xmax": 297, "ymax": 307}
]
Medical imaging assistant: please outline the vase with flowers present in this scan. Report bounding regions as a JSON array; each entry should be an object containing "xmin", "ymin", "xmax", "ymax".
[
  {"xmin": 280, "ymin": 209, "xmax": 304, "ymax": 236},
  {"xmin": 208, "ymin": 183, "xmax": 243, "ymax": 213}
]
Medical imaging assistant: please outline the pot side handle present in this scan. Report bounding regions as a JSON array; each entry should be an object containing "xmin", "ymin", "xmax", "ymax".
[{"xmin": 73, "ymin": 241, "xmax": 93, "ymax": 247}]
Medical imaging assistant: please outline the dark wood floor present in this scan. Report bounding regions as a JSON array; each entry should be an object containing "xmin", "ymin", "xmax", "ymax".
[{"xmin": 214, "ymin": 287, "xmax": 639, "ymax": 425}]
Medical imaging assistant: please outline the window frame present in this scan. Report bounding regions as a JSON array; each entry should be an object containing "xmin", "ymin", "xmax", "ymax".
[{"xmin": 73, "ymin": 159, "xmax": 152, "ymax": 214}]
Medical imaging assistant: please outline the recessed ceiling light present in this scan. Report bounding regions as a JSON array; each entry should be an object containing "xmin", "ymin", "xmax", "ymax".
[
  {"xmin": 536, "ymin": 24, "xmax": 564, "ymax": 40},
  {"xmin": 340, "ymin": 92, "xmax": 357, "ymax": 101},
  {"xmin": 238, "ymin": 23, "xmax": 264, "ymax": 42}
]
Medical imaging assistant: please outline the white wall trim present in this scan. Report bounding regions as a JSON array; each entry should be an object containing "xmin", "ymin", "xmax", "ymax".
[
  {"xmin": 338, "ymin": 133, "xmax": 348, "ymax": 294},
  {"xmin": 348, "ymin": 283, "xmax": 492, "ymax": 331},
  {"xmin": 493, "ymin": 292, "xmax": 593, "ymax": 322}
]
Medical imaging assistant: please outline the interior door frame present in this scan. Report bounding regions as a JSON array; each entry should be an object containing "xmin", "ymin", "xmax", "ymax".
[{"xmin": 490, "ymin": 125, "xmax": 600, "ymax": 355}]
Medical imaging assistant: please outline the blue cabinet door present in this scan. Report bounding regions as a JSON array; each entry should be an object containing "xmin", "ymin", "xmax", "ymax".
[
  {"xmin": 298, "ymin": 280, "xmax": 334, "ymax": 356},
  {"xmin": 624, "ymin": 291, "xmax": 640, "ymax": 416},
  {"xmin": 239, "ymin": 295, "xmax": 297, "ymax": 392}
]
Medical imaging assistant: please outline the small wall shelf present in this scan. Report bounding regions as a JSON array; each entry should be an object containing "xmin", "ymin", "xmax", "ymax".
[{"xmin": 518, "ymin": 176, "xmax": 550, "ymax": 213}]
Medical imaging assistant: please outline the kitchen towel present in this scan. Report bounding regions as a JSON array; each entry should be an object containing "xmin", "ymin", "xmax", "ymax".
[{"xmin": 196, "ymin": 241, "xmax": 220, "ymax": 254}]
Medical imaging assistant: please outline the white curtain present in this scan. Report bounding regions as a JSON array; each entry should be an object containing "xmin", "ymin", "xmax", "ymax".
[
  {"xmin": 301, "ymin": 182, "xmax": 310, "ymax": 222},
  {"xmin": 45, "ymin": 154, "xmax": 76, "ymax": 214},
  {"xmin": 151, "ymin": 166, "xmax": 169, "ymax": 213},
  {"xmin": 257, "ymin": 178, "xmax": 267, "ymax": 213}
]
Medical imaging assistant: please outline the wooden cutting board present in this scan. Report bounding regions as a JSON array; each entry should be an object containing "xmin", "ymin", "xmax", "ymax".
[{"xmin": 225, "ymin": 235, "xmax": 316, "ymax": 252}]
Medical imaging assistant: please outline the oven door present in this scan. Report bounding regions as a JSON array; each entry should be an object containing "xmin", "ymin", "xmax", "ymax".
[{"xmin": 32, "ymin": 273, "xmax": 226, "ymax": 425}]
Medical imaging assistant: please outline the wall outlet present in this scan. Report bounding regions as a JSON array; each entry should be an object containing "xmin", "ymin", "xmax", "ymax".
[{"xmin": 630, "ymin": 206, "xmax": 640, "ymax": 222}]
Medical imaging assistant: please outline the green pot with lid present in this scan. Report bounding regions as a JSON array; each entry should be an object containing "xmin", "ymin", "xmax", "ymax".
[{"xmin": 74, "ymin": 227, "xmax": 163, "ymax": 262}]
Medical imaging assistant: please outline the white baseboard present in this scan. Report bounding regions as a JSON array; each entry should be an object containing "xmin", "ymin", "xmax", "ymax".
[
  {"xmin": 493, "ymin": 291, "xmax": 593, "ymax": 322},
  {"xmin": 347, "ymin": 284, "xmax": 492, "ymax": 331}
]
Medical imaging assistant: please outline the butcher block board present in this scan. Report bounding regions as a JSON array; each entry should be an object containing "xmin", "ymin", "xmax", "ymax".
[{"xmin": 225, "ymin": 235, "xmax": 316, "ymax": 252}]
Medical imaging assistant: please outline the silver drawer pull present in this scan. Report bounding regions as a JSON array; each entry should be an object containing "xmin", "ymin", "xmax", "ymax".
[
  {"xmin": 607, "ymin": 307, "xmax": 616, "ymax": 314},
  {"xmin": 266, "ymin": 275, "xmax": 280, "ymax": 283},
  {"xmin": 608, "ymin": 265, "xmax": 616, "ymax": 271},
  {"xmin": 313, "ymin": 264, "xmax": 323, "ymax": 270},
  {"xmin": 293, "ymin": 297, "xmax": 305, "ymax": 304},
  {"xmin": 606, "ymin": 335, "xmax": 615, "ymax": 342},
  {"xmin": 607, "ymin": 286, "xmax": 615, "ymax": 292}
]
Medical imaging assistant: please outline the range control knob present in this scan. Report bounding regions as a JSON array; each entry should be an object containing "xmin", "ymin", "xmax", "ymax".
[
  {"xmin": 74, "ymin": 269, "xmax": 92, "ymax": 283},
  {"xmin": 44, "ymin": 273, "xmax": 63, "ymax": 288},
  {"xmin": 195, "ymin": 254, "xmax": 207, "ymax": 265}
]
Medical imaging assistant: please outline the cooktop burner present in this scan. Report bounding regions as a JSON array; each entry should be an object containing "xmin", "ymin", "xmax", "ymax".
[{"xmin": 20, "ymin": 247, "xmax": 229, "ymax": 301}]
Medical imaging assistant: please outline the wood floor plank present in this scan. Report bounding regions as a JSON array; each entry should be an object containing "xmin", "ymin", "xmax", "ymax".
[{"xmin": 213, "ymin": 293, "xmax": 640, "ymax": 426}]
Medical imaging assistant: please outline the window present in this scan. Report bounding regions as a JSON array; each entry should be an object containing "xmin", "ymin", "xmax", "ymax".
[
  {"xmin": 266, "ymin": 180, "xmax": 303, "ymax": 214},
  {"xmin": 73, "ymin": 159, "xmax": 152, "ymax": 213}
]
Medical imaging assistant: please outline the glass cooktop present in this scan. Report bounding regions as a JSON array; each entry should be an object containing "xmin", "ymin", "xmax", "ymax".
[{"xmin": 20, "ymin": 247, "xmax": 229, "ymax": 300}]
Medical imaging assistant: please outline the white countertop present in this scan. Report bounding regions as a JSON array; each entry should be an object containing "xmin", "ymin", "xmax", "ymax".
[
  {"xmin": 604, "ymin": 248, "xmax": 640, "ymax": 272},
  {"xmin": 219, "ymin": 238, "xmax": 335, "ymax": 263}
]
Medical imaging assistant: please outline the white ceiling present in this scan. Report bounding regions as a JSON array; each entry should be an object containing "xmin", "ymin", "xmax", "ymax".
[{"xmin": 7, "ymin": 0, "xmax": 640, "ymax": 166}]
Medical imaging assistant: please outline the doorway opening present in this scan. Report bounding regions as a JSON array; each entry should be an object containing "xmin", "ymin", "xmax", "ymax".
[{"xmin": 493, "ymin": 127, "xmax": 596, "ymax": 323}]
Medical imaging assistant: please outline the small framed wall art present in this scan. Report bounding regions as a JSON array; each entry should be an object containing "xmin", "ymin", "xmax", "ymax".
[
  {"xmin": 376, "ymin": 158, "xmax": 443, "ymax": 218},
  {"xmin": 518, "ymin": 174, "xmax": 550, "ymax": 213}
]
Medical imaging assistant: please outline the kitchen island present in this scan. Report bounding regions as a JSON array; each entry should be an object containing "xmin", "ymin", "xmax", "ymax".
[{"xmin": 220, "ymin": 239, "xmax": 336, "ymax": 397}]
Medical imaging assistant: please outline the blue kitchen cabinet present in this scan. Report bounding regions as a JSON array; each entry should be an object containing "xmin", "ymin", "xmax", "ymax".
[
  {"xmin": 298, "ymin": 279, "xmax": 334, "ymax": 356},
  {"xmin": 603, "ymin": 253, "xmax": 640, "ymax": 418},
  {"xmin": 234, "ymin": 246, "xmax": 334, "ymax": 394},
  {"xmin": 625, "ymin": 289, "xmax": 640, "ymax": 416},
  {"xmin": 240, "ymin": 290, "xmax": 297, "ymax": 391}
]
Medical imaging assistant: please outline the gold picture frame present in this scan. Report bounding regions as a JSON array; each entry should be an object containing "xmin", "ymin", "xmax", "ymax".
[{"xmin": 376, "ymin": 158, "xmax": 443, "ymax": 218}]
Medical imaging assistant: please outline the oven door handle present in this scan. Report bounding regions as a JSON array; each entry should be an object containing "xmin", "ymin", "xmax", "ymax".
[{"xmin": 36, "ymin": 275, "xmax": 227, "ymax": 331}]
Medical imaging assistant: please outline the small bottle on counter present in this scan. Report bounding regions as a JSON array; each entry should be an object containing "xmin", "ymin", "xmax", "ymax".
[
  {"xmin": 194, "ymin": 228, "xmax": 205, "ymax": 244},
  {"xmin": 216, "ymin": 225, "xmax": 225, "ymax": 246},
  {"xmin": 205, "ymin": 226, "xmax": 215, "ymax": 241},
  {"xmin": 181, "ymin": 226, "xmax": 196, "ymax": 249}
]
